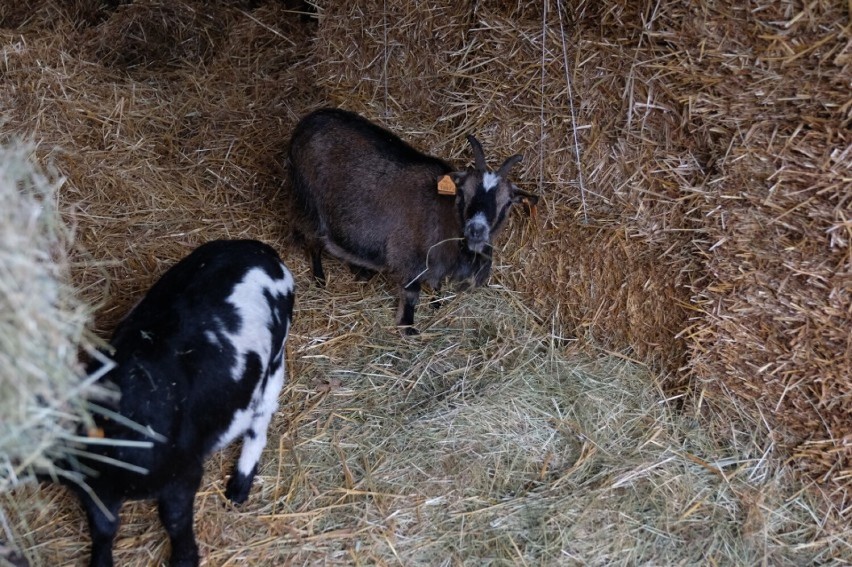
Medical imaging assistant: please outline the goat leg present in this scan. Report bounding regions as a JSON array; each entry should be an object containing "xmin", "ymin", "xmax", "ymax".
[{"xmin": 397, "ymin": 280, "xmax": 421, "ymax": 335}]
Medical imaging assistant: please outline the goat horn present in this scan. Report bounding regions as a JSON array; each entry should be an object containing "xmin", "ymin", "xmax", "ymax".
[
  {"xmin": 467, "ymin": 135, "xmax": 488, "ymax": 171},
  {"xmin": 497, "ymin": 154, "xmax": 523, "ymax": 177}
]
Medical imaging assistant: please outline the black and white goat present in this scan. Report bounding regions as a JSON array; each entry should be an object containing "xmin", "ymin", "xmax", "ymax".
[
  {"xmin": 288, "ymin": 107, "xmax": 538, "ymax": 334},
  {"xmin": 60, "ymin": 239, "xmax": 294, "ymax": 567}
]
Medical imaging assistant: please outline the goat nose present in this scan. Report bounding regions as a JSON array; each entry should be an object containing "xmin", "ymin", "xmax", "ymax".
[{"xmin": 467, "ymin": 223, "xmax": 485, "ymax": 239}]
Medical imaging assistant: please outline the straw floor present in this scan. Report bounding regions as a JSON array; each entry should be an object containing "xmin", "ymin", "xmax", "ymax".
[
  {"xmin": 5, "ymin": 287, "xmax": 849, "ymax": 564},
  {"xmin": 1, "ymin": 0, "xmax": 850, "ymax": 564}
]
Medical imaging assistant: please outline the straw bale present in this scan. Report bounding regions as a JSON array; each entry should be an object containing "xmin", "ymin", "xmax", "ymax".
[
  {"xmin": 646, "ymin": 0, "xmax": 852, "ymax": 500},
  {"xmin": 456, "ymin": 1, "xmax": 704, "ymax": 369},
  {"xmin": 0, "ymin": 139, "xmax": 115, "ymax": 562},
  {"xmin": 311, "ymin": 0, "xmax": 476, "ymax": 142},
  {"xmin": 0, "ymin": 140, "xmax": 111, "ymax": 504}
]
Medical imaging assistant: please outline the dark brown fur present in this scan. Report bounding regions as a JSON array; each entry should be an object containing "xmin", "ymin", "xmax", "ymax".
[{"xmin": 288, "ymin": 108, "xmax": 537, "ymax": 334}]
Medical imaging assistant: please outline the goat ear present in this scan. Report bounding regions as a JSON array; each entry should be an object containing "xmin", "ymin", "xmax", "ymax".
[
  {"xmin": 450, "ymin": 170, "xmax": 469, "ymax": 187},
  {"xmin": 511, "ymin": 184, "xmax": 539, "ymax": 220},
  {"xmin": 498, "ymin": 154, "xmax": 523, "ymax": 178},
  {"xmin": 511, "ymin": 183, "xmax": 539, "ymax": 205}
]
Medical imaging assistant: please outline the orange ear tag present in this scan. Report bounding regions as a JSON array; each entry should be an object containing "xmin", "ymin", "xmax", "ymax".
[
  {"xmin": 437, "ymin": 175, "xmax": 457, "ymax": 196},
  {"xmin": 87, "ymin": 427, "xmax": 105, "ymax": 439}
]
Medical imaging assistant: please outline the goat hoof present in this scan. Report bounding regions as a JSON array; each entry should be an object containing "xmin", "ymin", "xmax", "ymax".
[
  {"xmin": 402, "ymin": 326, "xmax": 420, "ymax": 336},
  {"xmin": 224, "ymin": 473, "xmax": 252, "ymax": 505}
]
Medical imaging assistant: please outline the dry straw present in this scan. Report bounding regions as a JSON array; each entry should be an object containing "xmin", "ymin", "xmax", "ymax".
[{"xmin": 1, "ymin": 0, "xmax": 850, "ymax": 564}]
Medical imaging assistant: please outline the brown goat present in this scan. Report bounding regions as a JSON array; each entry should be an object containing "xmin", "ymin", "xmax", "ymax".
[{"xmin": 288, "ymin": 108, "xmax": 537, "ymax": 334}]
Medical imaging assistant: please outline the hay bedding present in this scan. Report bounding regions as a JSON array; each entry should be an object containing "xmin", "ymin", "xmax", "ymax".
[
  {"xmin": 5, "ymin": 286, "xmax": 847, "ymax": 564},
  {"xmin": 1, "ymin": 0, "xmax": 851, "ymax": 564}
]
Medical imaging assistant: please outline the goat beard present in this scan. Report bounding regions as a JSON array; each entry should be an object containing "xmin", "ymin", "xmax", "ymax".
[{"xmin": 452, "ymin": 249, "xmax": 492, "ymax": 290}]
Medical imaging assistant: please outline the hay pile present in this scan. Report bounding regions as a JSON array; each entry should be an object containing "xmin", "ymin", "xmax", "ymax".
[
  {"xmin": 1, "ymin": 0, "xmax": 315, "ymax": 330},
  {"xmin": 1, "ymin": 0, "xmax": 850, "ymax": 563}
]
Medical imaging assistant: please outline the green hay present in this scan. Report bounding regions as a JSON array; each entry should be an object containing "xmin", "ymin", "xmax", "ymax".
[
  {"xmin": 0, "ymin": 141, "xmax": 100, "ymax": 493},
  {"xmin": 0, "ymin": 141, "xmax": 113, "ymax": 565}
]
